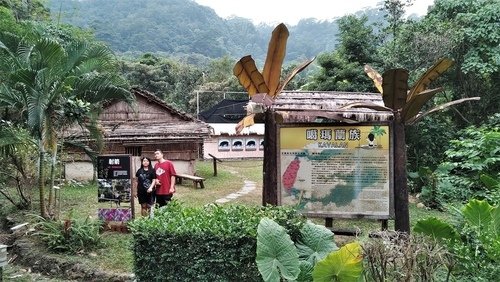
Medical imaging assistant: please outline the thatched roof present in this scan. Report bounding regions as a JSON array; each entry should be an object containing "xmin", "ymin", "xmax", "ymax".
[
  {"xmin": 271, "ymin": 91, "xmax": 393, "ymax": 123},
  {"xmin": 64, "ymin": 88, "xmax": 211, "ymax": 143}
]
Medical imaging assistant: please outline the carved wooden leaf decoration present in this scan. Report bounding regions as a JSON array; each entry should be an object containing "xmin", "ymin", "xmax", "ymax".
[
  {"xmin": 262, "ymin": 23, "xmax": 289, "ymax": 97},
  {"xmin": 338, "ymin": 102, "xmax": 392, "ymax": 112},
  {"xmin": 407, "ymin": 58, "xmax": 453, "ymax": 102},
  {"xmin": 406, "ymin": 97, "xmax": 480, "ymax": 125},
  {"xmin": 277, "ymin": 57, "xmax": 316, "ymax": 96},
  {"xmin": 233, "ymin": 55, "xmax": 269, "ymax": 97},
  {"xmin": 364, "ymin": 64, "xmax": 383, "ymax": 93},
  {"xmin": 382, "ymin": 68, "xmax": 409, "ymax": 110},
  {"xmin": 402, "ymin": 87, "xmax": 443, "ymax": 122},
  {"xmin": 235, "ymin": 114, "xmax": 256, "ymax": 134}
]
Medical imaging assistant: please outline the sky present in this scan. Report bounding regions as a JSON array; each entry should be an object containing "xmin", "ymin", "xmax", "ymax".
[{"xmin": 194, "ymin": 0, "xmax": 435, "ymax": 25}]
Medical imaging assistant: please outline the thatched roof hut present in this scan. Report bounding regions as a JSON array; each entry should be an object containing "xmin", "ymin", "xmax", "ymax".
[{"xmin": 63, "ymin": 88, "xmax": 211, "ymax": 180}]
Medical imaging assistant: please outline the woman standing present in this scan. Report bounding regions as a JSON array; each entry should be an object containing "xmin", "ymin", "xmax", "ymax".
[{"xmin": 135, "ymin": 157, "xmax": 156, "ymax": 216}]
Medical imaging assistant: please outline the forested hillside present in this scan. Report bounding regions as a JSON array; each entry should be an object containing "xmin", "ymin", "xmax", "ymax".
[{"xmin": 47, "ymin": 0, "xmax": 350, "ymax": 63}]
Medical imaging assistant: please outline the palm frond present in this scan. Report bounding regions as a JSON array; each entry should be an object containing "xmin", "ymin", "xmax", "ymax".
[
  {"xmin": 0, "ymin": 122, "xmax": 35, "ymax": 156},
  {"xmin": 31, "ymin": 38, "xmax": 66, "ymax": 70},
  {"xmin": 73, "ymin": 74, "xmax": 134, "ymax": 105},
  {"xmin": 63, "ymin": 139, "xmax": 99, "ymax": 162},
  {"xmin": 83, "ymin": 43, "xmax": 114, "ymax": 63},
  {"xmin": 0, "ymin": 83, "xmax": 25, "ymax": 108},
  {"xmin": 77, "ymin": 117, "xmax": 104, "ymax": 152},
  {"xmin": 64, "ymin": 41, "xmax": 89, "ymax": 72}
]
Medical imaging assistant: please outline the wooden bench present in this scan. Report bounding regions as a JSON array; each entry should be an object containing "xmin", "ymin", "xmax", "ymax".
[{"xmin": 175, "ymin": 174, "xmax": 205, "ymax": 189}]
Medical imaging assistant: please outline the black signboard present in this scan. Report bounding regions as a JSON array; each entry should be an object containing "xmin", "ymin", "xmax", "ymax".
[
  {"xmin": 97, "ymin": 155, "xmax": 131, "ymax": 179},
  {"xmin": 97, "ymin": 155, "xmax": 132, "ymax": 204}
]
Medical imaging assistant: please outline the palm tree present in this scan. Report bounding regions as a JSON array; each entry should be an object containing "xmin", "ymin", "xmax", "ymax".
[{"xmin": 0, "ymin": 32, "xmax": 134, "ymax": 217}]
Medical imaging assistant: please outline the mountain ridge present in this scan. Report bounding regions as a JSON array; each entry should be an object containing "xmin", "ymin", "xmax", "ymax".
[{"xmin": 48, "ymin": 0, "xmax": 385, "ymax": 64}]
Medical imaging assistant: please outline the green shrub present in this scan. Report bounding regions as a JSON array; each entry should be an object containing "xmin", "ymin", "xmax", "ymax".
[
  {"xmin": 414, "ymin": 199, "xmax": 500, "ymax": 281},
  {"xmin": 255, "ymin": 217, "xmax": 362, "ymax": 282},
  {"xmin": 128, "ymin": 200, "xmax": 305, "ymax": 281},
  {"xmin": 433, "ymin": 114, "xmax": 500, "ymax": 204},
  {"xmin": 33, "ymin": 213, "xmax": 104, "ymax": 254}
]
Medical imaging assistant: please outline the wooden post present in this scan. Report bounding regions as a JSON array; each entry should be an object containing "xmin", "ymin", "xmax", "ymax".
[
  {"xmin": 263, "ymin": 109, "xmax": 278, "ymax": 205},
  {"xmin": 129, "ymin": 156, "xmax": 135, "ymax": 220},
  {"xmin": 381, "ymin": 219, "xmax": 388, "ymax": 231},
  {"xmin": 213, "ymin": 157, "xmax": 217, "ymax": 176},
  {"xmin": 208, "ymin": 153, "xmax": 222, "ymax": 176},
  {"xmin": 394, "ymin": 119, "xmax": 410, "ymax": 233},
  {"xmin": 325, "ymin": 218, "xmax": 333, "ymax": 228}
]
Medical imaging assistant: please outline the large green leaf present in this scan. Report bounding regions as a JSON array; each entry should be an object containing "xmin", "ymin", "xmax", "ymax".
[
  {"xmin": 296, "ymin": 220, "xmax": 338, "ymax": 264},
  {"xmin": 480, "ymin": 174, "xmax": 500, "ymax": 190},
  {"xmin": 492, "ymin": 206, "xmax": 500, "ymax": 237},
  {"xmin": 296, "ymin": 260, "xmax": 314, "ymax": 282},
  {"xmin": 256, "ymin": 217, "xmax": 300, "ymax": 282},
  {"xmin": 413, "ymin": 217, "xmax": 459, "ymax": 241},
  {"xmin": 312, "ymin": 242, "xmax": 363, "ymax": 282},
  {"xmin": 462, "ymin": 199, "xmax": 493, "ymax": 229},
  {"xmin": 32, "ymin": 38, "xmax": 66, "ymax": 69},
  {"xmin": 0, "ymin": 39, "xmax": 7, "ymax": 50}
]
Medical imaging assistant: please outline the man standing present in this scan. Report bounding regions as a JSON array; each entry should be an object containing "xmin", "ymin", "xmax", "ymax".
[{"xmin": 149, "ymin": 149, "xmax": 177, "ymax": 207}]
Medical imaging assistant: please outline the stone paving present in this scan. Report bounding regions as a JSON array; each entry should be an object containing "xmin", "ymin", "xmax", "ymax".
[{"xmin": 215, "ymin": 180, "xmax": 256, "ymax": 204}]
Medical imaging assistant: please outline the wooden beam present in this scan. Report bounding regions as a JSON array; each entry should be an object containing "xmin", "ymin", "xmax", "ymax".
[
  {"xmin": 263, "ymin": 109, "xmax": 278, "ymax": 205},
  {"xmin": 208, "ymin": 153, "xmax": 222, "ymax": 176},
  {"xmin": 393, "ymin": 118, "xmax": 410, "ymax": 233}
]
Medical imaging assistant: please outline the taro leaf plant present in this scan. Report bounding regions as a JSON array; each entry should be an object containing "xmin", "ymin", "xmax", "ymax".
[
  {"xmin": 414, "ymin": 199, "xmax": 500, "ymax": 280},
  {"xmin": 256, "ymin": 217, "xmax": 300, "ymax": 282},
  {"xmin": 347, "ymin": 59, "xmax": 481, "ymax": 232},
  {"xmin": 233, "ymin": 23, "xmax": 315, "ymax": 133},
  {"xmin": 256, "ymin": 217, "xmax": 362, "ymax": 282},
  {"xmin": 312, "ymin": 242, "xmax": 363, "ymax": 282}
]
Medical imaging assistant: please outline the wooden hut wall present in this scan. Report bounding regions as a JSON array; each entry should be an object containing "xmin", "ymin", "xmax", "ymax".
[
  {"xmin": 139, "ymin": 143, "xmax": 200, "ymax": 160},
  {"xmin": 63, "ymin": 142, "xmax": 200, "ymax": 161}
]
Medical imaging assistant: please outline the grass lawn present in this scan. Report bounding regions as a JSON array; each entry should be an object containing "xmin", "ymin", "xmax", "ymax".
[{"xmin": 1, "ymin": 159, "xmax": 452, "ymax": 277}]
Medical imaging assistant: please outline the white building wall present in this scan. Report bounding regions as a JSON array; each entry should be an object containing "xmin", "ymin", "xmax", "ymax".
[
  {"xmin": 203, "ymin": 136, "xmax": 264, "ymax": 159},
  {"xmin": 203, "ymin": 123, "xmax": 265, "ymax": 159},
  {"xmin": 65, "ymin": 159, "xmax": 195, "ymax": 181},
  {"xmin": 65, "ymin": 162, "xmax": 94, "ymax": 181}
]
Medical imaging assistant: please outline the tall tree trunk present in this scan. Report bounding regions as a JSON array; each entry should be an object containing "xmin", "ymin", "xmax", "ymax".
[
  {"xmin": 38, "ymin": 140, "xmax": 48, "ymax": 218},
  {"xmin": 47, "ymin": 143, "xmax": 58, "ymax": 216}
]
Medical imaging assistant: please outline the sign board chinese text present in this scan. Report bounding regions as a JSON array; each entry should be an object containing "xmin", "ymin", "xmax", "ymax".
[{"xmin": 279, "ymin": 125, "xmax": 393, "ymax": 219}]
